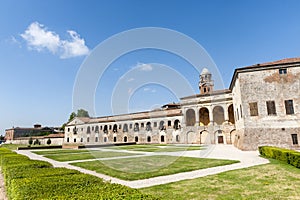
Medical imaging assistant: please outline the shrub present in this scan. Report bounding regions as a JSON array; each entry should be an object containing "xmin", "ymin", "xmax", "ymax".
[
  {"xmin": 47, "ymin": 138, "xmax": 51, "ymax": 145},
  {"xmin": 259, "ymin": 146, "xmax": 300, "ymax": 169},
  {"xmin": 0, "ymin": 147, "xmax": 157, "ymax": 200},
  {"xmin": 28, "ymin": 137, "xmax": 33, "ymax": 146}
]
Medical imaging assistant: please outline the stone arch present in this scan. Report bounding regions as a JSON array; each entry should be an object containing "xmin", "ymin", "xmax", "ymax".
[
  {"xmin": 229, "ymin": 129, "xmax": 236, "ymax": 144},
  {"xmin": 146, "ymin": 122, "xmax": 152, "ymax": 131},
  {"xmin": 159, "ymin": 121, "xmax": 165, "ymax": 130},
  {"xmin": 228, "ymin": 104, "xmax": 235, "ymax": 124},
  {"xmin": 87, "ymin": 126, "xmax": 91, "ymax": 134},
  {"xmin": 199, "ymin": 130, "xmax": 210, "ymax": 144},
  {"xmin": 123, "ymin": 124, "xmax": 128, "ymax": 132},
  {"xmin": 186, "ymin": 109, "xmax": 196, "ymax": 126},
  {"xmin": 199, "ymin": 107, "xmax": 210, "ymax": 126},
  {"xmin": 134, "ymin": 123, "xmax": 139, "ymax": 132},
  {"xmin": 214, "ymin": 129, "xmax": 225, "ymax": 144},
  {"xmin": 213, "ymin": 106, "xmax": 225, "ymax": 125},
  {"xmin": 187, "ymin": 131, "xmax": 198, "ymax": 144},
  {"xmin": 113, "ymin": 124, "xmax": 118, "ymax": 133},
  {"xmin": 95, "ymin": 125, "xmax": 99, "ymax": 133},
  {"xmin": 173, "ymin": 119, "xmax": 181, "ymax": 130}
]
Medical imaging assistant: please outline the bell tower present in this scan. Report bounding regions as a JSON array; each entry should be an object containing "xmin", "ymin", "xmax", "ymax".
[{"xmin": 199, "ymin": 68, "xmax": 214, "ymax": 94}]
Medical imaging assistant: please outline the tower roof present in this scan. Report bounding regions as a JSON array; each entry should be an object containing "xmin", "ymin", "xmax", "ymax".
[{"xmin": 201, "ymin": 68, "xmax": 211, "ymax": 75}]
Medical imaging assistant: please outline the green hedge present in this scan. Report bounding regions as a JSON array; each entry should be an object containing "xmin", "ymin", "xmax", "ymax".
[
  {"xmin": 0, "ymin": 147, "xmax": 156, "ymax": 200},
  {"xmin": 259, "ymin": 146, "xmax": 300, "ymax": 168}
]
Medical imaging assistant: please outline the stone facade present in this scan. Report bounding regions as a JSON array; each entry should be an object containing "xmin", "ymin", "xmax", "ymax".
[{"xmin": 65, "ymin": 58, "xmax": 300, "ymax": 150}]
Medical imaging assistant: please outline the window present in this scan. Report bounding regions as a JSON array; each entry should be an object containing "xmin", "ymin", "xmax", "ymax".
[
  {"xmin": 129, "ymin": 124, "xmax": 132, "ymax": 129},
  {"xmin": 67, "ymin": 137, "xmax": 69, "ymax": 142},
  {"xmin": 135, "ymin": 136, "xmax": 138, "ymax": 142},
  {"xmin": 176, "ymin": 135, "xmax": 180, "ymax": 142},
  {"xmin": 104, "ymin": 137, "xmax": 107, "ymax": 143},
  {"xmin": 161, "ymin": 135, "xmax": 165, "ymax": 142},
  {"xmin": 119, "ymin": 124, "xmax": 122, "ymax": 129},
  {"xmin": 147, "ymin": 136, "xmax": 151, "ymax": 142},
  {"xmin": 67, "ymin": 128, "xmax": 70, "ymax": 132},
  {"xmin": 154, "ymin": 122, "xmax": 157, "ymax": 127},
  {"xmin": 74, "ymin": 138, "xmax": 76, "ymax": 143},
  {"xmin": 87, "ymin": 137, "xmax": 90, "ymax": 143},
  {"xmin": 134, "ymin": 123, "xmax": 139, "ymax": 131},
  {"xmin": 113, "ymin": 137, "xmax": 117, "ymax": 142},
  {"xmin": 292, "ymin": 134, "xmax": 298, "ymax": 145},
  {"xmin": 240, "ymin": 105, "xmax": 243, "ymax": 118},
  {"xmin": 249, "ymin": 102, "xmax": 258, "ymax": 116},
  {"xmin": 87, "ymin": 126, "xmax": 91, "ymax": 134},
  {"xmin": 92, "ymin": 126, "xmax": 94, "ymax": 131},
  {"xmin": 141, "ymin": 123, "xmax": 144, "ymax": 128},
  {"xmin": 266, "ymin": 101, "xmax": 276, "ymax": 115},
  {"xmin": 109, "ymin": 125, "xmax": 112, "ymax": 130},
  {"xmin": 279, "ymin": 68, "xmax": 287, "ymax": 75},
  {"xmin": 168, "ymin": 120, "xmax": 171, "ymax": 127},
  {"xmin": 95, "ymin": 137, "xmax": 98, "ymax": 142},
  {"xmin": 80, "ymin": 138, "xmax": 83, "ymax": 142},
  {"xmin": 124, "ymin": 136, "xmax": 127, "ymax": 142},
  {"xmin": 285, "ymin": 100, "xmax": 294, "ymax": 115}
]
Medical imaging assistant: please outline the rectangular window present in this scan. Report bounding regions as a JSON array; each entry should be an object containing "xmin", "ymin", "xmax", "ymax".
[
  {"xmin": 279, "ymin": 68, "xmax": 287, "ymax": 75},
  {"xmin": 249, "ymin": 102, "xmax": 258, "ymax": 116},
  {"xmin": 141, "ymin": 123, "xmax": 144, "ymax": 128},
  {"xmin": 292, "ymin": 134, "xmax": 298, "ymax": 145},
  {"xmin": 266, "ymin": 101, "xmax": 276, "ymax": 115},
  {"xmin": 285, "ymin": 100, "xmax": 294, "ymax": 115}
]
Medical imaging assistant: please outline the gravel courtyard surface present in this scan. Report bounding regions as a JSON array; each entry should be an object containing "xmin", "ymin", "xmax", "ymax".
[{"xmin": 15, "ymin": 145, "xmax": 269, "ymax": 188}]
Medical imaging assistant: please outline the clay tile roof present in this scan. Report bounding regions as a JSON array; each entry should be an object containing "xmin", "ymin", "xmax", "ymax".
[{"xmin": 258, "ymin": 57, "xmax": 300, "ymax": 66}]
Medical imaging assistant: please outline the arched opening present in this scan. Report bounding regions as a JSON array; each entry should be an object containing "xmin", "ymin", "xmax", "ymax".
[
  {"xmin": 186, "ymin": 109, "xmax": 196, "ymax": 126},
  {"xmin": 147, "ymin": 136, "xmax": 151, "ymax": 142},
  {"xmin": 135, "ymin": 136, "xmax": 138, "ymax": 142},
  {"xmin": 95, "ymin": 137, "xmax": 98, "ymax": 142},
  {"xmin": 87, "ymin": 137, "xmax": 90, "ymax": 143},
  {"xmin": 67, "ymin": 137, "xmax": 69, "ymax": 142},
  {"xmin": 113, "ymin": 124, "xmax": 118, "ymax": 133},
  {"xmin": 113, "ymin": 136, "xmax": 117, "ymax": 142},
  {"xmin": 146, "ymin": 122, "xmax": 152, "ymax": 131},
  {"xmin": 199, "ymin": 107, "xmax": 210, "ymax": 126},
  {"xmin": 87, "ymin": 126, "xmax": 91, "ymax": 134},
  {"xmin": 124, "ymin": 136, "xmax": 127, "ymax": 142},
  {"xmin": 104, "ymin": 137, "xmax": 107, "ymax": 143},
  {"xmin": 103, "ymin": 125, "xmax": 108, "ymax": 133},
  {"xmin": 213, "ymin": 106, "xmax": 225, "ymax": 125},
  {"xmin": 159, "ymin": 121, "xmax": 165, "ymax": 130},
  {"xmin": 228, "ymin": 104, "xmax": 235, "ymax": 124},
  {"xmin": 173, "ymin": 119, "xmax": 180, "ymax": 130},
  {"xmin": 176, "ymin": 135, "xmax": 180, "ymax": 142},
  {"xmin": 95, "ymin": 126, "xmax": 99, "ymax": 133},
  {"xmin": 123, "ymin": 124, "xmax": 128, "ymax": 132},
  {"xmin": 161, "ymin": 135, "xmax": 165, "ymax": 142},
  {"xmin": 134, "ymin": 123, "xmax": 139, "ymax": 132}
]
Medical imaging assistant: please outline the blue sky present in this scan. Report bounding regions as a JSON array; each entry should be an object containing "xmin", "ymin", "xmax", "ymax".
[{"xmin": 0, "ymin": 0, "xmax": 300, "ymax": 134}]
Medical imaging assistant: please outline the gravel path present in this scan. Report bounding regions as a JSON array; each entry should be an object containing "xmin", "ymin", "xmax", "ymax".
[{"xmin": 16, "ymin": 145, "xmax": 269, "ymax": 189}]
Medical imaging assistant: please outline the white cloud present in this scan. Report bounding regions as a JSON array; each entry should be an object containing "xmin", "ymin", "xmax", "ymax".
[
  {"xmin": 20, "ymin": 22, "xmax": 89, "ymax": 59},
  {"xmin": 135, "ymin": 63, "xmax": 153, "ymax": 71}
]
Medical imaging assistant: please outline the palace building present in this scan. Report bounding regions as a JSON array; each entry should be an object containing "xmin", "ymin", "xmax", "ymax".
[{"xmin": 65, "ymin": 58, "xmax": 300, "ymax": 150}]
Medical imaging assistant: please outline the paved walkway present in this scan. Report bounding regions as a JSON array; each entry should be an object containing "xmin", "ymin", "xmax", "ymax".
[{"xmin": 16, "ymin": 145, "xmax": 269, "ymax": 188}]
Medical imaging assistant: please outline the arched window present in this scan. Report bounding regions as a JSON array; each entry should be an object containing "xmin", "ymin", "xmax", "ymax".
[
  {"xmin": 147, "ymin": 136, "xmax": 151, "ymax": 142},
  {"xmin": 199, "ymin": 107, "xmax": 210, "ymax": 126},
  {"xmin": 134, "ymin": 123, "xmax": 139, "ymax": 132},
  {"xmin": 161, "ymin": 135, "xmax": 165, "ymax": 142},
  {"xmin": 123, "ymin": 124, "xmax": 128, "ymax": 132},
  {"xmin": 146, "ymin": 122, "xmax": 152, "ymax": 131},
  {"xmin": 186, "ymin": 109, "xmax": 196, "ymax": 126},
  {"xmin": 95, "ymin": 126, "xmax": 99, "ymax": 133},
  {"xmin": 173, "ymin": 119, "xmax": 180, "ymax": 130},
  {"xmin": 87, "ymin": 137, "xmax": 90, "ymax": 143},
  {"xmin": 124, "ymin": 136, "xmax": 127, "ymax": 142},
  {"xmin": 113, "ymin": 124, "xmax": 118, "ymax": 133},
  {"xmin": 228, "ymin": 104, "xmax": 235, "ymax": 124},
  {"xmin": 176, "ymin": 135, "xmax": 180, "ymax": 142},
  {"xmin": 103, "ymin": 125, "xmax": 108, "ymax": 133},
  {"xmin": 67, "ymin": 137, "xmax": 69, "ymax": 142},
  {"xmin": 159, "ymin": 121, "xmax": 165, "ymax": 130},
  {"xmin": 104, "ymin": 137, "xmax": 107, "ymax": 143},
  {"xmin": 87, "ymin": 126, "xmax": 91, "ymax": 134},
  {"xmin": 113, "ymin": 136, "xmax": 117, "ymax": 142},
  {"xmin": 213, "ymin": 106, "xmax": 225, "ymax": 125},
  {"xmin": 135, "ymin": 136, "xmax": 138, "ymax": 142}
]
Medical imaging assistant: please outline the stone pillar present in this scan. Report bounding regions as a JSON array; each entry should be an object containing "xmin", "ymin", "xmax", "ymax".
[{"xmin": 195, "ymin": 107, "xmax": 199, "ymax": 126}]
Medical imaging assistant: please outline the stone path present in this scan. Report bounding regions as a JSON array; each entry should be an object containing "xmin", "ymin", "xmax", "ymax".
[{"xmin": 16, "ymin": 145, "xmax": 269, "ymax": 188}]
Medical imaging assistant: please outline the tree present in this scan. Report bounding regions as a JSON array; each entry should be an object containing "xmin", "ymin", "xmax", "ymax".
[
  {"xmin": 68, "ymin": 112, "xmax": 76, "ymax": 122},
  {"xmin": 28, "ymin": 137, "xmax": 33, "ymax": 145},
  {"xmin": 34, "ymin": 139, "xmax": 40, "ymax": 145},
  {"xmin": 77, "ymin": 109, "xmax": 89, "ymax": 117},
  {"xmin": 47, "ymin": 138, "xmax": 51, "ymax": 145}
]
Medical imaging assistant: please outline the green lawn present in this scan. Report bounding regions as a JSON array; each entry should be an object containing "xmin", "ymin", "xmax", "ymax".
[
  {"xmin": 141, "ymin": 159, "xmax": 300, "ymax": 199},
  {"xmin": 72, "ymin": 155, "xmax": 238, "ymax": 180},
  {"xmin": 42, "ymin": 151, "xmax": 140, "ymax": 162},
  {"xmin": 105, "ymin": 144, "xmax": 202, "ymax": 152}
]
